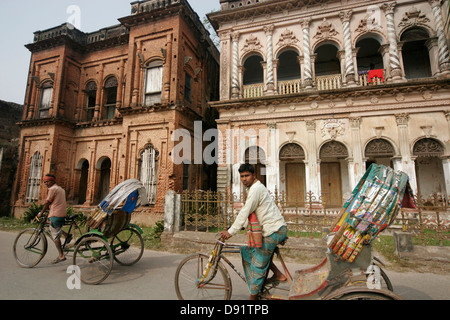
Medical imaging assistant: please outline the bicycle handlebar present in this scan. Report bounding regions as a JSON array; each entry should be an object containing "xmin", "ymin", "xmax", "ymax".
[{"xmin": 33, "ymin": 213, "xmax": 48, "ymax": 224}]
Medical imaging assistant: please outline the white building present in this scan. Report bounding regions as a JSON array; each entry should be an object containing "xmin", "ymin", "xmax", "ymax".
[{"xmin": 208, "ymin": 0, "xmax": 450, "ymax": 206}]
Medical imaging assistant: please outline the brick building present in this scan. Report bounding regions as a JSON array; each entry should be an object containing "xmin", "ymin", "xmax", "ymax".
[
  {"xmin": 208, "ymin": 0, "xmax": 450, "ymax": 206},
  {"xmin": 12, "ymin": 0, "xmax": 220, "ymax": 224}
]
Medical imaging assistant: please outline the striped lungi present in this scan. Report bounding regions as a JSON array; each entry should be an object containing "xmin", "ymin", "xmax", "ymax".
[{"xmin": 240, "ymin": 226, "xmax": 287, "ymax": 295}]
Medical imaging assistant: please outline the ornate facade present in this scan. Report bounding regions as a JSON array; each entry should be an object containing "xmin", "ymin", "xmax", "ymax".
[
  {"xmin": 209, "ymin": 0, "xmax": 450, "ymax": 206},
  {"xmin": 12, "ymin": 0, "xmax": 220, "ymax": 224}
]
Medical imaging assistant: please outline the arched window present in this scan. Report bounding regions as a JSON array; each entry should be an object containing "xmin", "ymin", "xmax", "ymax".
[
  {"xmin": 38, "ymin": 81, "xmax": 53, "ymax": 118},
  {"xmin": 104, "ymin": 77, "xmax": 118, "ymax": 120},
  {"xmin": 85, "ymin": 81, "xmax": 97, "ymax": 121},
  {"xmin": 26, "ymin": 152, "xmax": 43, "ymax": 203},
  {"xmin": 243, "ymin": 55, "xmax": 264, "ymax": 85},
  {"xmin": 356, "ymin": 38, "xmax": 384, "ymax": 85},
  {"xmin": 277, "ymin": 50, "xmax": 301, "ymax": 81},
  {"xmin": 401, "ymin": 28, "xmax": 432, "ymax": 79},
  {"xmin": 144, "ymin": 60, "xmax": 163, "ymax": 106},
  {"xmin": 139, "ymin": 146, "xmax": 159, "ymax": 204},
  {"xmin": 314, "ymin": 44, "xmax": 340, "ymax": 76}
]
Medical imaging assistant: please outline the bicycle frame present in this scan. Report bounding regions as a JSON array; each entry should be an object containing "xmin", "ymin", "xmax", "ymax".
[
  {"xmin": 24, "ymin": 215, "xmax": 79, "ymax": 255},
  {"xmin": 199, "ymin": 239, "xmax": 292, "ymax": 292}
]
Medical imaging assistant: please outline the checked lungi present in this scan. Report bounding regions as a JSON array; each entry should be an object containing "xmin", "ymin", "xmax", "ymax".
[{"xmin": 240, "ymin": 226, "xmax": 287, "ymax": 295}]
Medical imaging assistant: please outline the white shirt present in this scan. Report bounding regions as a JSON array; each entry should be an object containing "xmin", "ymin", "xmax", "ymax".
[{"xmin": 228, "ymin": 180, "xmax": 286, "ymax": 237}]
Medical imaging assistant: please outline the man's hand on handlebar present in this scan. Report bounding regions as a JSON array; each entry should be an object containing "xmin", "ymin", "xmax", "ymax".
[{"xmin": 219, "ymin": 230, "xmax": 232, "ymax": 241}]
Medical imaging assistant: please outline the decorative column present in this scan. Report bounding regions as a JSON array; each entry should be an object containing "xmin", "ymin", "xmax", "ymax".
[
  {"xmin": 429, "ymin": 0, "xmax": 450, "ymax": 74},
  {"xmin": 58, "ymin": 59, "xmax": 69, "ymax": 118},
  {"xmin": 219, "ymin": 31, "xmax": 231, "ymax": 100},
  {"xmin": 349, "ymin": 117, "xmax": 363, "ymax": 189},
  {"xmin": 49, "ymin": 62, "xmax": 58, "ymax": 117},
  {"xmin": 264, "ymin": 25, "xmax": 275, "ymax": 94},
  {"xmin": 131, "ymin": 41, "xmax": 142, "ymax": 107},
  {"xmin": 382, "ymin": 2, "xmax": 403, "ymax": 81},
  {"xmin": 300, "ymin": 18, "xmax": 313, "ymax": 89},
  {"xmin": 116, "ymin": 59, "xmax": 125, "ymax": 115},
  {"xmin": 93, "ymin": 64, "xmax": 104, "ymax": 121},
  {"xmin": 306, "ymin": 120, "xmax": 320, "ymax": 195},
  {"xmin": 339, "ymin": 10, "xmax": 356, "ymax": 86},
  {"xmin": 266, "ymin": 122, "xmax": 279, "ymax": 193},
  {"xmin": 162, "ymin": 33, "xmax": 173, "ymax": 103},
  {"xmin": 395, "ymin": 113, "xmax": 418, "ymax": 194},
  {"xmin": 28, "ymin": 66, "xmax": 40, "ymax": 120},
  {"xmin": 231, "ymin": 32, "xmax": 240, "ymax": 99},
  {"xmin": 441, "ymin": 156, "xmax": 450, "ymax": 198}
]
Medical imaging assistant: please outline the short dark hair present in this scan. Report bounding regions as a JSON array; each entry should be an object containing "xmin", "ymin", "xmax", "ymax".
[{"xmin": 238, "ymin": 163, "xmax": 255, "ymax": 174}]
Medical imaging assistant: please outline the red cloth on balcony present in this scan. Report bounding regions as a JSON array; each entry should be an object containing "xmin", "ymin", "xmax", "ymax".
[{"xmin": 368, "ymin": 69, "xmax": 384, "ymax": 83}]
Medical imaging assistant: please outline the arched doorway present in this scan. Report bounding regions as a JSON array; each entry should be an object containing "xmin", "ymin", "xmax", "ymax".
[
  {"xmin": 365, "ymin": 138, "xmax": 395, "ymax": 168},
  {"xmin": 279, "ymin": 143, "xmax": 306, "ymax": 204},
  {"xmin": 320, "ymin": 141, "xmax": 348, "ymax": 207},
  {"xmin": 413, "ymin": 138, "xmax": 445, "ymax": 198},
  {"xmin": 96, "ymin": 157, "xmax": 111, "ymax": 203},
  {"xmin": 245, "ymin": 146, "xmax": 266, "ymax": 186},
  {"xmin": 77, "ymin": 159, "xmax": 89, "ymax": 205}
]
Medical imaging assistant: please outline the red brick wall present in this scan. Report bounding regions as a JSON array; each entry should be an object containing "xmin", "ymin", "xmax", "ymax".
[{"xmin": 12, "ymin": 3, "xmax": 219, "ymax": 226}]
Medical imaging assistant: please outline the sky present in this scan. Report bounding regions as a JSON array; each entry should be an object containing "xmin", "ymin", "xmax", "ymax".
[{"xmin": 0, "ymin": 0, "xmax": 220, "ymax": 104}]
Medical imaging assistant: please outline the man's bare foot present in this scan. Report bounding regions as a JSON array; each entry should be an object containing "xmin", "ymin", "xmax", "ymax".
[{"xmin": 268, "ymin": 274, "xmax": 287, "ymax": 283}]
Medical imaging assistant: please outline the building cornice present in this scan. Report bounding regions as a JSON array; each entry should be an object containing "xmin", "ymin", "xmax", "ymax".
[
  {"xmin": 25, "ymin": 23, "xmax": 130, "ymax": 53},
  {"xmin": 208, "ymin": 0, "xmax": 342, "ymax": 30},
  {"xmin": 210, "ymin": 78, "xmax": 450, "ymax": 111}
]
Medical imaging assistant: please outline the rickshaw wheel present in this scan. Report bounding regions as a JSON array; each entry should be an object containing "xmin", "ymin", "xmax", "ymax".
[
  {"xmin": 111, "ymin": 227, "xmax": 144, "ymax": 266},
  {"xmin": 73, "ymin": 235, "xmax": 113, "ymax": 285}
]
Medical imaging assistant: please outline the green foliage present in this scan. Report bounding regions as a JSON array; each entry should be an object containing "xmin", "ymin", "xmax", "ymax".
[
  {"xmin": 23, "ymin": 202, "xmax": 43, "ymax": 222},
  {"xmin": 66, "ymin": 207, "xmax": 87, "ymax": 227},
  {"xmin": 142, "ymin": 220, "xmax": 165, "ymax": 248},
  {"xmin": 22, "ymin": 204, "xmax": 87, "ymax": 225}
]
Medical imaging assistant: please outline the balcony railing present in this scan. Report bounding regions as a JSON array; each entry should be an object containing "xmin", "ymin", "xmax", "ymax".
[
  {"xmin": 358, "ymin": 69, "xmax": 385, "ymax": 86},
  {"xmin": 278, "ymin": 79, "xmax": 302, "ymax": 95},
  {"xmin": 241, "ymin": 70, "xmax": 385, "ymax": 98},
  {"xmin": 243, "ymin": 83, "xmax": 264, "ymax": 98},
  {"xmin": 315, "ymin": 74, "xmax": 342, "ymax": 91}
]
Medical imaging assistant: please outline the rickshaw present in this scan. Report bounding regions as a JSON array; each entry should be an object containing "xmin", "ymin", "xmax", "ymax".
[
  {"xmin": 73, "ymin": 179, "xmax": 148, "ymax": 285},
  {"xmin": 175, "ymin": 164, "xmax": 415, "ymax": 300},
  {"xmin": 13, "ymin": 179, "xmax": 148, "ymax": 285}
]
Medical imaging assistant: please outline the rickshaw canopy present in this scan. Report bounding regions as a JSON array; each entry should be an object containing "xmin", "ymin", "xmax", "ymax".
[{"xmin": 99, "ymin": 179, "xmax": 149, "ymax": 214}]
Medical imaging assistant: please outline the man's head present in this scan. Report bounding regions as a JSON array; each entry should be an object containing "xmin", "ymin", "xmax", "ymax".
[
  {"xmin": 238, "ymin": 164, "xmax": 257, "ymax": 188},
  {"xmin": 43, "ymin": 174, "xmax": 56, "ymax": 188}
]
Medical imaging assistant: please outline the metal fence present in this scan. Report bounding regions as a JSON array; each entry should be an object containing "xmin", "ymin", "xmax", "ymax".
[{"xmin": 181, "ymin": 190, "xmax": 450, "ymax": 246}]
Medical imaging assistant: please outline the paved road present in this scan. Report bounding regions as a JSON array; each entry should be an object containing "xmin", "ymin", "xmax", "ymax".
[{"xmin": 1, "ymin": 231, "xmax": 449, "ymax": 300}]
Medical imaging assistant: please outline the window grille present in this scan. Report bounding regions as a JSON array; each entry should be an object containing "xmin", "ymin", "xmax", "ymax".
[
  {"xmin": 26, "ymin": 152, "xmax": 43, "ymax": 203},
  {"xmin": 139, "ymin": 146, "xmax": 159, "ymax": 204}
]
